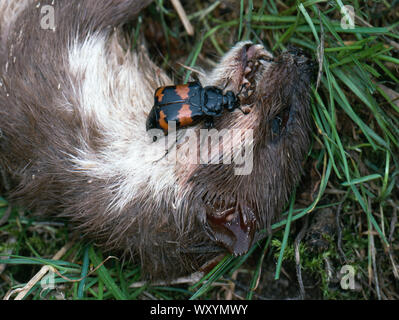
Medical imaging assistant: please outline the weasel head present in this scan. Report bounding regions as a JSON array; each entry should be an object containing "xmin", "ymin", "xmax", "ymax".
[{"xmin": 180, "ymin": 42, "xmax": 315, "ymax": 256}]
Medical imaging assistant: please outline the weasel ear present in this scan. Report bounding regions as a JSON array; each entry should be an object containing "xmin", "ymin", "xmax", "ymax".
[{"xmin": 204, "ymin": 203, "xmax": 256, "ymax": 256}]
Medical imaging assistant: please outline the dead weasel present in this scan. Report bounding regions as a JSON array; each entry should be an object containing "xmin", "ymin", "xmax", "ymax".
[{"xmin": 0, "ymin": 0, "xmax": 314, "ymax": 279}]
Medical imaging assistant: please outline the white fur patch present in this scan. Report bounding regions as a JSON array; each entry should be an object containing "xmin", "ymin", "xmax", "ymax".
[{"xmin": 67, "ymin": 34, "xmax": 178, "ymax": 212}]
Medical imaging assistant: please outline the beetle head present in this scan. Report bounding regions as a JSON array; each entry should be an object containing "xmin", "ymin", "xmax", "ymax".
[{"xmin": 223, "ymin": 91, "xmax": 239, "ymax": 112}]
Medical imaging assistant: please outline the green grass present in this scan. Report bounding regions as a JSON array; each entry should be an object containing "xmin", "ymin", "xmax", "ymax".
[{"xmin": 1, "ymin": 0, "xmax": 398, "ymax": 300}]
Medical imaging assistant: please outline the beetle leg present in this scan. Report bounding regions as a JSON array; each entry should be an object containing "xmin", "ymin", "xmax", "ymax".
[{"xmin": 204, "ymin": 117, "xmax": 214, "ymax": 129}]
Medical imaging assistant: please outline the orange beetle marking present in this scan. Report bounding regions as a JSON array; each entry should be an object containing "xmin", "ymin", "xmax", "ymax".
[
  {"xmin": 178, "ymin": 104, "xmax": 193, "ymax": 127},
  {"xmin": 175, "ymin": 84, "xmax": 190, "ymax": 100},
  {"xmin": 155, "ymin": 87, "xmax": 165, "ymax": 103},
  {"xmin": 159, "ymin": 110, "xmax": 168, "ymax": 131}
]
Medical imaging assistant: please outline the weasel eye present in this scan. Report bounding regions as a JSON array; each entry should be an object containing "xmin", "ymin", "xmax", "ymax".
[
  {"xmin": 271, "ymin": 116, "xmax": 282, "ymax": 136},
  {"xmin": 271, "ymin": 106, "xmax": 290, "ymax": 140}
]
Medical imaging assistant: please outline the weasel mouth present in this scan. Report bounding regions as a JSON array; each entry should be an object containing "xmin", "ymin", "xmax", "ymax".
[{"xmin": 238, "ymin": 44, "xmax": 273, "ymax": 102}]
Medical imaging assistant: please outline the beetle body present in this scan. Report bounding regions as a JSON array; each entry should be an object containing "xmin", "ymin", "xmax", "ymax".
[{"xmin": 146, "ymin": 81, "xmax": 240, "ymax": 134}]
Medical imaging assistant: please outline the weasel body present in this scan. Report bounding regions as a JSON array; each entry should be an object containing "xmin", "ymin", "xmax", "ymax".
[{"xmin": 0, "ymin": 0, "xmax": 313, "ymax": 278}]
